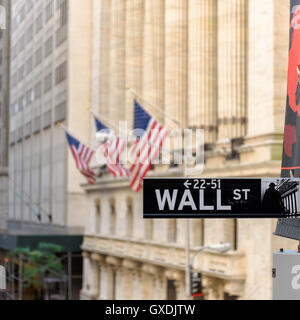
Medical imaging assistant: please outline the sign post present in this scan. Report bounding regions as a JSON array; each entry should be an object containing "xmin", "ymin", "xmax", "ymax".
[{"xmin": 0, "ymin": 265, "xmax": 6, "ymax": 300}]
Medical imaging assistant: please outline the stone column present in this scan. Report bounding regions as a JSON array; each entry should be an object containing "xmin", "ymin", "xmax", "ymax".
[
  {"xmin": 202, "ymin": 276, "xmax": 224, "ymax": 300},
  {"xmin": 188, "ymin": 0, "xmax": 217, "ymax": 144},
  {"xmin": 204, "ymin": 219, "xmax": 236, "ymax": 249},
  {"xmin": 122, "ymin": 260, "xmax": 140, "ymax": 299},
  {"xmin": 96, "ymin": 0, "xmax": 111, "ymax": 119},
  {"xmin": 105, "ymin": 256, "xmax": 122, "ymax": 299},
  {"xmin": 81, "ymin": 251, "xmax": 90, "ymax": 294},
  {"xmin": 110, "ymin": 0, "xmax": 126, "ymax": 125},
  {"xmin": 143, "ymin": 0, "xmax": 165, "ymax": 123},
  {"xmin": 165, "ymin": 0, "xmax": 189, "ymax": 129},
  {"xmin": 217, "ymin": 0, "xmax": 247, "ymax": 143},
  {"xmin": 141, "ymin": 264, "xmax": 162, "ymax": 300},
  {"xmin": 153, "ymin": 273, "xmax": 166, "ymax": 300},
  {"xmin": 240, "ymin": 0, "xmax": 289, "ymax": 166},
  {"xmin": 93, "ymin": 254, "xmax": 105, "ymax": 301},
  {"xmin": 125, "ymin": 0, "xmax": 145, "ymax": 128},
  {"xmin": 90, "ymin": 253, "xmax": 102, "ymax": 299},
  {"xmin": 191, "ymin": 219, "xmax": 204, "ymax": 247}
]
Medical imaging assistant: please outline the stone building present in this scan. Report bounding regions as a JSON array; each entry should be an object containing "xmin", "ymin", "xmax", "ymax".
[
  {"xmin": 81, "ymin": 0, "xmax": 298, "ymax": 300},
  {"xmin": 0, "ymin": 0, "xmax": 10, "ymax": 233}
]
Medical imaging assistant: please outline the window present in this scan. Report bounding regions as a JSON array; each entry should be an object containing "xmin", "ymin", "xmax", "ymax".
[
  {"xmin": 35, "ymin": 47, "xmax": 42, "ymax": 67},
  {"xmin": 26, "ymin": 56, "xmax": 33, "ymax": 74},
  {"xmin": 56, "ymin": 25, "xmax": 67, "ymax": 47},
  {"xmin": 44, "ymin": 73, "xmax": 52, "ymax": 93},
  {"xmin": 55, "ymin": 62, "xmax": 67, "ymax": 85},
  {"xmin": 59, "ymin": 0, "xmax": 68, "ymax": 26},
  {"xmin": 44, "ymin": 36, "xmax": 53, "ymax": 58},
  {"xmin": 167, "ymin": 280, "xmax": 177, "ymax": 300},
  {"xmin": 126, "ymin": 198, "xmax": 133, "ymax": 237},
  {"xmin": 34, "ymin": 82, "xmax": 42, "ymax": 100},
  {"xmin": 56, "ymin": 0, "xmax": 68, "ymax": 47},
  {"xmin": 25, "ymin": 90, "xmax": 32, "ymax": 106},
  {"xmin": 54, "ymin": 101, "xmax": 66, "ymax": 123},
  {"xmin": 35, "ymin": 13, "xmax": 43, "ymax": 33},
  {"xmin": 110, "ymin": 199, "xmax": 116, "ymax": 235},
  {"xmin": 26, "ymin": 24, "xmax": 33, "ymax": 43},
  {"xmin": 95, "ymin": 200, "xmax": 101, "ymax": 234},
  {"xmin": 18, "ymin": 65, "xmax": 24, "ymax": 82},
  {"xmin": 45, "ymin": 0, "xmax": 53, "ymax": 22}
]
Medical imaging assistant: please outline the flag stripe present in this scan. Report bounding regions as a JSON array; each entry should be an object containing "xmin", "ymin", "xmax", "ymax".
[
  {"xmin": 66, "ymin": 132, "xmax": 97, "ymax": 185},
  {"xmin": 129, "ymin": 102, "xmax": 168, "ymax": 192}
]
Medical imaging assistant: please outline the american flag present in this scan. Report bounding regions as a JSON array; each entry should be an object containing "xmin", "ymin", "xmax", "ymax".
[
  {"xmin": 129, "ymin": 100, "xmax": 168, "ymax": 192},
  {"xmin": 66, "ymin": 132, "xmax": 97, "ymax": 185},
  {"xmin": 94, "ymin": 116, "xmax": 129, "ymax": 178}
]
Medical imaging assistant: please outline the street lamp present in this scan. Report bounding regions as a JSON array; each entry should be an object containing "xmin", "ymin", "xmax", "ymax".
[{"xmin": 186, "ymin": 242, "xmax": 231, "ymax": 297}]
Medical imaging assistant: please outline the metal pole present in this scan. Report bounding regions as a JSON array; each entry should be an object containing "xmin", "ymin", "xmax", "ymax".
[
  {"xmin": 127, "ymin": 88, "xmax": 181, "ymax": 126},
  {"xmin": 185, "ymin": 219, "xmax": 191, "ymax": 298},
  {"xmin": 67, "ymin": 252, "xmax": 72, "ymax": 300},
  {"xmin": 18, "ymin": 254, "xmax": 22, "ymax": 300},
  {"xmin": 12, "ymin": 259, "xmax": 15, "ymax": 300}
]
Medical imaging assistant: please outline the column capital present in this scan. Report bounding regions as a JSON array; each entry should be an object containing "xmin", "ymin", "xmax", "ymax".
[
  {"xmin": 106, "ymin": 256, "xmax": 122, "ymax": 267},
  {"xmin": 122, "ymin": 259, "xmax": 140, "ymax": 270},
  {"xmin": 91, "ymin": 253, "xmax": 104, "ymax": 263},
  {"xmin": 164, "ymin": 269, "xmax": 184, "ymax": 281},
  {"xmin": 142, "ymin": 264, "xmax": 161, "ymax": 275},
  {"xmin": 82, "ymin": 251, "xmax": 91, "ymax": 259}
]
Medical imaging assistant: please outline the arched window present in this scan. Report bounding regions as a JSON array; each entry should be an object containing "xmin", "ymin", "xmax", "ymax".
[
  {"xmin": 95, "ymin": 199, "xmax": 101, "ymax": 234},
  {"xmin": 126, "ymin": 198, "xmax": 133, "ymax": 237},
  {"xmin": 110, "ymin": 199, "xmax": 116, "ymax": 235}
]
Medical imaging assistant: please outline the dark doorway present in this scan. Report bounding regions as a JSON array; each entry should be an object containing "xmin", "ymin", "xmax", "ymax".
[{"xmin": 167, "ymin": 280, "xmax": 177, "ymax": 300}]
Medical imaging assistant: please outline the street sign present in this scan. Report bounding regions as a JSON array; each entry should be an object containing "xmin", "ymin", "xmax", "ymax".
[
  {"xmin": 143, "ymin": 178, "xmax": 300, "ymax": 219},
  {"xmin": 273, "ymin": 250, "xmax": 300, "ymax": 300},
  {"xmin": 190, "ymin": 272, "xmax": 202, "ymax": 297}
]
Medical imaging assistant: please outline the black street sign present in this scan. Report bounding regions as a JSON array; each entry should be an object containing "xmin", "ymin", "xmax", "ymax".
[
  {"xmin": 191, "ymin": 272, "xmax": 202, "ymax": 298},
  {"xmin": 143, "ymin": 178, "xmax": 300, "ymax": 219}
]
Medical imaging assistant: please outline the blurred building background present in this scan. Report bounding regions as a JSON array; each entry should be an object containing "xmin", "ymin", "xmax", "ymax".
[
  {"xmin": 0, "ymin": 0, "xmax": 10, "ymax": 234},
  {"xmin": 80, "ymin": 0, "xmax": 297, "ymax": 300},
  {"xmin": 0, "ymin": 0, "xmax": 93, "ymax": 299},
  {"xmin": 0, "ymin": 0, "xmax": 297, "ymax": 300}
]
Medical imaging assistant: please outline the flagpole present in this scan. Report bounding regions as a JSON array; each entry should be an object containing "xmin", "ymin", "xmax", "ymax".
[
  {"xmin": 56, "ymin": 122, "xmax": 95, "ymax": 149},
  {"xmin": 127, "ymin": 87, "xmax": 192, "ymax": 298},
  {"xmin": 88, "ymin": 107, "xmax": 118, "ymax": 132},
  {"xmin": 126, "ymin": 87, "xmax": 182, "ymax": 127}
]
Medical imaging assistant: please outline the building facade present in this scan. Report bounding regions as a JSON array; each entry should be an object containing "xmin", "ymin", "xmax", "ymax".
[
  {"xmin": 81, "ymin": 0, "xmax": 297, "ymax": 300},
  {"xmin": 0, "ymin": 0, "xmax": 10, "ymax": 233},
  {"xmin": 7, "ymin": 0, "xmax": 92, "ymax": 235},
  {"xmin": 0, "ymin": 0, "xmax": 94, "ymax": 299}
]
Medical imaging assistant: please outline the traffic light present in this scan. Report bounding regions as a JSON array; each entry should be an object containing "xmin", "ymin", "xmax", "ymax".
[{"xmin": 190, "ymin": 272, "xmax": 202, "ymax": 297}]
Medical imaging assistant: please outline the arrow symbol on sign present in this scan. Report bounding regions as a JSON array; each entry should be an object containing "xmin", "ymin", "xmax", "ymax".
[{"xmin": 184, "ymin": 180, "xmax": 192, "ymax": 189}]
